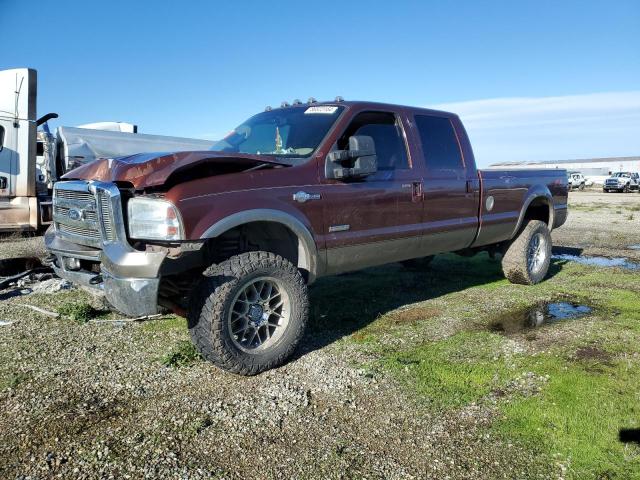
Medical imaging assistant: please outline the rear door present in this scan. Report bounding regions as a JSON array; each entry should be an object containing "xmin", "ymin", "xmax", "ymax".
[
  {"xmin": 413, "ymin": 114, "xmax": 479, "ymax": 253},
  {"xmin": 319, "ymin": 109, "xmax": 426, "ymax": 274}
]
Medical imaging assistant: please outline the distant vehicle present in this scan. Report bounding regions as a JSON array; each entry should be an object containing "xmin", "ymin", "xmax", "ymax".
[
  {"xmin": 567, "ymin": 172, "xmax": 586, "ymax": 191},
  {"xmin": 0, "ymin": 68, "xmax": 214, "ymax": 232},
  {"xmin": 603, "ymin": 172, "xmax": 640, "ymax": 193},
  {"xmin": 584, "ymin": 177, "xmax": 594, "ymax": 187}
]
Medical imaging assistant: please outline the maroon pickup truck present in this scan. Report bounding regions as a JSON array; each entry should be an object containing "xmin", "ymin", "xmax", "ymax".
[{"xmin": 45, "ymin": 99, "xmax": 568, "ymax": 374}]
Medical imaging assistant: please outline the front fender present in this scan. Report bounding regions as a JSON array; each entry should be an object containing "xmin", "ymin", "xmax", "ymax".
[{"xmin": 199, "ymin": 208, "xmax": 319, "ymax": 282}]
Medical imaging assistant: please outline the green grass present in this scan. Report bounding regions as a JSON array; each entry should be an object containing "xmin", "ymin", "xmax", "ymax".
[
  {"xmin": 141, "ymin": 315, "xmax": 185, "ymax": 332},
  {"xmin": 385, "ymin": 332, "xmax": 510, "ymax": 409},
  {"xmin": 161, "ymin": 340, "xmax": 202, "ymax": 368},
  {"xmin": 56, "ymin": 301, "xmax": 97, "ymax": 323},
  {"xmin": 341, "ymin": 254, "xmax": 640, "ymax": 479},
  {"xmin": 497, "ymin": 356, "xmax": 640, "ymax": 479}
]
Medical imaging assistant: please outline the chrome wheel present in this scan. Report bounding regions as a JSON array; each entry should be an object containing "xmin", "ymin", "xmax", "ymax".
[
  {"xmin": 527, "ymin": 232, "xmax": 547, "ymax": 274},
  {"xmin": 228, "ymin": 276, "xmax": 290, "ymax": 353}
]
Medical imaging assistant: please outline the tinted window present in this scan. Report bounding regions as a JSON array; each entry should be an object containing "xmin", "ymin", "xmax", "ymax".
[
  {"xmin": 0, "ymin": 126, "xmax": 4, "ymax": 151},
  {"xmin": 415, "ymin": 115, "xmax": 464, "ymax": 175},
  {"xmin": 339, "ymin": 112, "xmax": 409, "ymax": 171}
]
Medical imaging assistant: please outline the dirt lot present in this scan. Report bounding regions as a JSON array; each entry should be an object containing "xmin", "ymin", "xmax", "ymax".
[{"xmin": 1, "ymin": 191, "xmax": 639, "ymax": 479}]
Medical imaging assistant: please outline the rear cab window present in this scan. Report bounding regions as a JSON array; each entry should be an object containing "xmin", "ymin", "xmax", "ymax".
[{"xmin": 414, "ymin": 115, "xmax": 465, "ymax": 177}]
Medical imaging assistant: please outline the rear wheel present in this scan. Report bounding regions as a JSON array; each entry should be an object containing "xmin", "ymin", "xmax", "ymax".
[
  {"xmin": 501, "ymin": 220, "xmax": 552, "ymax": 285},
  {"xmin": 623, "ymin": 184, "xmax": 630, "ymax": 193},
  {"xmin": 579, "ymin": 183, "xmax": 585, "ymax": 191},
  {"xmin": 188, "ymin": 251, "xmax": 309, "ymax": 375}
]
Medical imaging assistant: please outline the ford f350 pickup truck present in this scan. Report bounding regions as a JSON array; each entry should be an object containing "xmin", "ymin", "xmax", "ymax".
[{"xmin": 45, "ymin": 99, "xmax": 568, "ymax": 375}]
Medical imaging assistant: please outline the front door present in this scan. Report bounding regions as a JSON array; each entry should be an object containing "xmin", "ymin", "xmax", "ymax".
[{"xmin": 319, "ymin": 110, "xmax": 425, "ymax": 274}]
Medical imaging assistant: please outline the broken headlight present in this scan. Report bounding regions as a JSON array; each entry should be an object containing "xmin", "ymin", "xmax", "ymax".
[{"xmin": 127, "ymin": 197, "xmax": 184, "ymax": 241}]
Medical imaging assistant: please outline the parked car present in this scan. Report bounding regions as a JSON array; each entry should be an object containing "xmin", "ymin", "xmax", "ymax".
[
  {"xmin": 603, "ymin": 172, "xmax": 640, "ymax": 193},
  {"xmin": 567, "ymin": 172, "xmax": 586, "ymax": 190},
  {"xmin": 45, "ymin": 99, "xmax": 568, "ymax": 375}
]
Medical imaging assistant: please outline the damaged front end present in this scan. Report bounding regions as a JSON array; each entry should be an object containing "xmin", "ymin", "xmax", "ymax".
[{"xmin": 45, "ymin": 180, "xmax": 167, "ymax": 317}]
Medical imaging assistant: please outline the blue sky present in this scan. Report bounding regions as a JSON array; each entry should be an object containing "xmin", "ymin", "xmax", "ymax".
[{"xmin": 1, "ymin": 0, "xmax": 639, "ymax": 166}]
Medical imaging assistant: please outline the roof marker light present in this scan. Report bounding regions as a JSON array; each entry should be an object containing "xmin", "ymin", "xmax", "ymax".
[
  {"xmin": 307, "ymin": 97, "xmax": 317, "ymax": 104},
  {"xmin": 292, "ymin": 99, "xmax": 302, "ymax": 105},
  {"xmin": 265, "ymin": 106, "xmax": 272, "ymax": 111},
  {"xmin": 281, "ymin": 101, "xmax": 290, "ymax": 108},
  {"xmin": 335, "ymin": 96, "xmax": 344, "ymax": 102}
]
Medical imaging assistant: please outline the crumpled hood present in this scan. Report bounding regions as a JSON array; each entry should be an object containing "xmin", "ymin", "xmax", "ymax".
[{"xmin": 61, "ymin": 150, "xmax": 289, "ymax": 190}]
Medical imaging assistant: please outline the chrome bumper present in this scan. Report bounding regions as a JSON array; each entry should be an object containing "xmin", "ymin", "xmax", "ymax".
[{"xmin": 45, "ymin": 227, "xmax": 166, "ymax": 317}]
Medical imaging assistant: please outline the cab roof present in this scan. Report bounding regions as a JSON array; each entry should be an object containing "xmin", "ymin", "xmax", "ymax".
[{"xmin": 269, "ymin": 100, "xmax": 458, "ymax": 118}]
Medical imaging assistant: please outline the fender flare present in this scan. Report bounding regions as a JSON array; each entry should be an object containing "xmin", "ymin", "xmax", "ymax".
[
  {"xmin": 510, "ymin": 185, "xmax": 555, "ymax": 238},
  {"xmin": 199, "ymin": 209, "xmax": 319, "ymax": 282}
]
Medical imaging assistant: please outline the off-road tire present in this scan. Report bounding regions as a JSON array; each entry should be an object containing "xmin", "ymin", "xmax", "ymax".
[
  {"xmin": 501, "ymin": 220, "xmax": 552, "ymax": 285},
  {"xmin": 579, "ymin": 183, "xmax": 585, "ymax": 191},
  {"xmin": 187, "ymin": 251, "xmax": 309, "ymax": 375},
  {"xmin": 401, "ymin": 255, "xmax": 434, "ymax": 270},
  {"xmin": 623, "ymin": 184, "xmax": 630, "ymax": 193}
]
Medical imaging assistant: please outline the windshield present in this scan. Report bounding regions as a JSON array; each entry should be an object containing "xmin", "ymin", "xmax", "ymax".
[
  {"xmin": 612, "ymin": 172, "xmax": 631, "ymax": 178},
  {"xmin": 210, "ymin": 105, "xmax": 344, "ymax": 160}
]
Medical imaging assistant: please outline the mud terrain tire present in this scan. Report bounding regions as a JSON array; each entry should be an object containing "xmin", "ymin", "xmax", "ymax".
[
  {"xmin": 188, "ymin": 251, "xmax": 308, "ymax": 375},
  {"xmin": 501, "ymin": 220, "xmax": 552, "ymax": 285}
]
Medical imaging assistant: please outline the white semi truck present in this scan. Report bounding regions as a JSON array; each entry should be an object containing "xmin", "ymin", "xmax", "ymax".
[{"xmin": 0, "ymin": 68, "xmax": 214, "ymax": 232}]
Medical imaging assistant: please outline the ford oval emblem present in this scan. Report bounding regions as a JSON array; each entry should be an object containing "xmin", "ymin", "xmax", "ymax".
[{"xmin": 68, "ymin": 208, "xmax": 82, "ymax": 221}]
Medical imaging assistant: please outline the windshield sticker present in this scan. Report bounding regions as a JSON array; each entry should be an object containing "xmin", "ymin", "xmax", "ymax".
[{"xmin": 304, "ymin": 106, "xmax": 338, "ymax": 114}]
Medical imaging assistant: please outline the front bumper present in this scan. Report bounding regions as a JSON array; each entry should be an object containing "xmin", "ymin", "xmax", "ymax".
[{"xmin": 45, "ymin": 227, "xmax": 166, "ymax": 317}]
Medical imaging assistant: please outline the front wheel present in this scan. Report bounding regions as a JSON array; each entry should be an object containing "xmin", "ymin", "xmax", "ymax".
[
  {"xmin": 579, "ymin": 183, "xmax": 585, "ymax": 191},
  {"xmin": 188, "ymin": 251, "xmax": 309, "ymax": 375},
  {"xmin": 501, "ymin": 220, "xmax": 552, "ymax": 285}
]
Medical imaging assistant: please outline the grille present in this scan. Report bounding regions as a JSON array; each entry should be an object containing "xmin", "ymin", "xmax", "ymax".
[
  {"xmin": 57, "ymin": 223, "xmax": 101, "ymax": 239},
  {"xmin": 98, "ymin": 191, "xmax": 116, "ymax": 241},
  {"xmin": 53, "ymin": 182, "xmax": 122, "ymax": 248},
  {"xmin": 54, "ymin": 205, "xmax": 98, "ymax": 221},
  {"xmin": 54, "ymin": 189, "xmax": 94, "ymax": 202}
]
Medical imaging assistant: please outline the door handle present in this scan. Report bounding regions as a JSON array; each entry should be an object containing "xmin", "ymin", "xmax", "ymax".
[
  {"xmin": 412, "ymin": 181, "xmax": 423, "ymax": 202},
  {"xmin": 465, "ymin": 180, "xmax": 473, "ymax": 194}
]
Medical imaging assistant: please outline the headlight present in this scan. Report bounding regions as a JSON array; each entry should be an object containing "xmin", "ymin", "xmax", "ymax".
[{"xmin": 127, "ymin": 197, "xmax": 184, "ymax": 241}]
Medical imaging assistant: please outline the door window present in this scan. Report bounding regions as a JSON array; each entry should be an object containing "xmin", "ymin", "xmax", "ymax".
[
  {"xmin": 0, "ymin": 126, "xmax": 4, "ymax": 151},
  {"xmin": 415, "ymin": 115, "xmax": 464, "ymax": 176},
  {"xmin": 338, "ymin": 112, "xmax": 409, "ymax": 171}
]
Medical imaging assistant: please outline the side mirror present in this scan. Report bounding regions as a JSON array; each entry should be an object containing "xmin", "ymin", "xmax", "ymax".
[{"xmin": 325, "ymin": 135, "xmax": 377, "ymax": 180}]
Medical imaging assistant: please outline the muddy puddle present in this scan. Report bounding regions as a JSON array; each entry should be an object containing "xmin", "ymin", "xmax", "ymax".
[
  {"xmin": 629, "ymin": 245, "xmax": 640, "ymax": 250},
  {"xmin": 489, "ymin": 301, "xmax": 593, "ymax": 334},
  {"xmin": 552, "ymin": 254, "xmax": 639, "ymax": 270}
]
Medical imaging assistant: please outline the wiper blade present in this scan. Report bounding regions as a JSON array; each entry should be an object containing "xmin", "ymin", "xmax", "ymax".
[{"xmin": 243, "ymin": 162, "xmax": 287, "ymax": 173}]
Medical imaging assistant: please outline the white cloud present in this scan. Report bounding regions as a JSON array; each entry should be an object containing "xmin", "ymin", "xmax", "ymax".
[{"xmin": 429, "ymin": 92, "xmax": 640, "ymax": 167}]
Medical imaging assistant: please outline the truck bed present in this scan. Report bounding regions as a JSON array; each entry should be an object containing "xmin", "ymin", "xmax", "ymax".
[{"xmin": 474, "ymin": 168, "xmax": 568, "ymax": 247}]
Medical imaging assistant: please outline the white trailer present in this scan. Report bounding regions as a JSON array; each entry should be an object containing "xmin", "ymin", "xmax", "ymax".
[{"xmin": 0, "ymin": 68, "xmax": 214, "ymax": 232}]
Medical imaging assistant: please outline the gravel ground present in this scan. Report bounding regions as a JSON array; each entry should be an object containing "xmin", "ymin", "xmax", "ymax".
[
  {"xmin": 552, "ymin": 190, "xmax": 640, "ymax": 260},
  {"xmin": 0, "ymin": 190, "xmax": 636, "ymax": 479}
]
